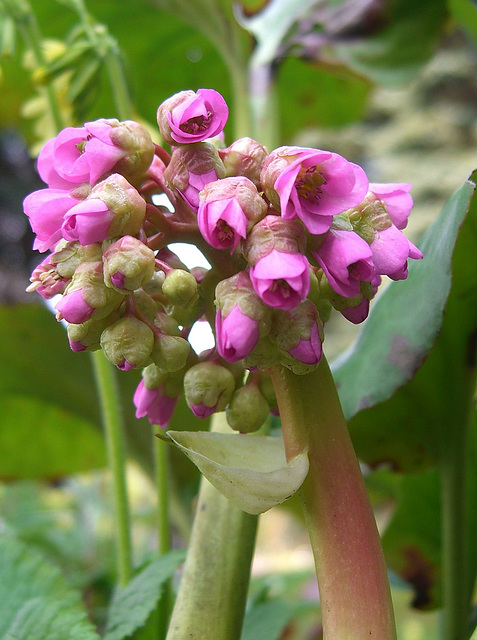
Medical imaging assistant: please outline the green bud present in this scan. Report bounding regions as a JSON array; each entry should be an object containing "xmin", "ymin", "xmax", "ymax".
[
  {"xmin": 65, "ymin": 261, "xmax": 125, "ymax": 320},
  {"xmin": 152, "ymin": 335, "xmax": 191, "ymax": 372},
  {"xmin": 183, "ymin": 362, "xmax": 236, "ymax": 416},
  {"xmin": 169, "ymin": 293, "xmax": 205, "ymax": 327},
  {"xmin": 257, "ymin": 372, "xmax": 278, "ymax": 414},
  {"xmin": 132, "ymin": 289, "xmax": 159, "ymax": 321},
  {"xmin": 162, "ymin": 269, "xmax": 199, "ymax": 307},
  {"xmin": 226, "ymin": 383, "xmax": 270, "ymax": 433},
  {"xmin": 103, "ymin": 235, "xmax": 155, "ymax": 292},
  {"xmin": 100, "ymin": 316, "xmax": 154, "ymax": 370},
  {"xmin": 66, "ymin": 309, "xmax": 121, "ymax": 352},
  {"xmin": 52, "ymin": 240, "xmax": 103, "ymax": 279}
]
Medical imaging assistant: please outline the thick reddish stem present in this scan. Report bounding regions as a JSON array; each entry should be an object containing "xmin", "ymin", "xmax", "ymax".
[{"xmin": 269, "ymin": 358, "xmax": 396, "ymax": 640}]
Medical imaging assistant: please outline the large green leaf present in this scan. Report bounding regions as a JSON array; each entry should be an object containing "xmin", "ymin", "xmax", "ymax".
[
  {"xmin": 0, "ymin": 535, "xmax": 99, "ymax": 640},
  {"xmin": 104, "ymin": 550, "xmax": 185, "ymax": 640},
  {"xmin": 333, "ymin": 172, "xmax": 477, "ymax": 470}
]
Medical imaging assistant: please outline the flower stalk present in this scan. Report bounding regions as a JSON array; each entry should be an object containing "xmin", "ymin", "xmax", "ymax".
[
  {"xmin": 269, "ymin": 357, "xmax": 396, "ymax": 640},
  {"xmin": 165, "ymin": 412, "xmax": 258, "ymax": 640}
]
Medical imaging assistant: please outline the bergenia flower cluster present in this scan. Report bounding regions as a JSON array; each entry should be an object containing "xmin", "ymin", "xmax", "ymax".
[{"xmin": 24, "ymin": 88, "xmax": 422, "ymax": 432}]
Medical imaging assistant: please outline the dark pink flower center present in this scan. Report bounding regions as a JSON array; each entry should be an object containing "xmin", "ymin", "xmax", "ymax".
[
  {"xmin": 270, "ymin": 279, "xmax": 291, "ymax": 298},
  {"xmin": 295, "ymin": 165, "xmax": 326, "ymax": 201},
  {"xmin": 179, "ymin": 111, "xmax": 212, "ymax": 134},
  {"xmin": 216, "ymin": 219, "xmax": 234, "ymax": 244}
]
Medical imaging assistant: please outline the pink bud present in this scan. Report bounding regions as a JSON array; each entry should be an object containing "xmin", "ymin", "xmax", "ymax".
[
  {"xmin": 134, "ymin": 379, "xmax": 178, "ymax": 428},
  {"xmin": 249, "ymin": 250, "xmax": 310, "ymax": 311},
  {"xmin": 369, "ymin": 183, "xmax": 413, "ymax": 230},
  {"xmin": 55, "ymin": 288, "xmax": 94, "ymax": 324},
  {"xmin": 215, "ymin": 305, "xmax": 260, "ymax": 363}
]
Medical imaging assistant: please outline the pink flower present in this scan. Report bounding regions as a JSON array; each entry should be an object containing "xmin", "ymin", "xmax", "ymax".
[
  {"xmin": 62, "ymin": 198, "xmax": 113, "ymax": 245},
  {"xmin": 23, "ymin": 188, "xmax": 81, "ymax": 252},
  {"xmin": 261, "ymin": 146, "xmax": 368, "ymax": 234},
  {"xmin": 134, "ymin": 379, "xmax": 178, "ymax": 428},
  {"xmin": 157, "ymin": 89, "xmax": 229, "ymax": 145},
  {"xmin": 55, "ymin": 288, "xmax": 94, "ymax": 324},
  {"xmin": 370, "ymin": 225, "xmax": 422, "ymax": 280},
  {"xmin": 198, "ymin": 177, "xmax": 267, "ymax": 253},
  {"xmin": 369, "ymin": 183, "xmax": 413, "ymax": 230},
  {"xmin": 39, "ymin": 120, "xmax": 147, "ymax": 187},
  {"xmin": 216, "ymin": 305, "xmax": 260, "ymax": 363},
  {"xmin": 249, "ymin": 249, "xmax": 310, "ymax": 310},
  {"xmin": 37, "ymin": 138, "xmax": 81, "ymax": 189},
  {"xmin": 189, "ymin": 402, "xmax": 217, "ymax": 419},
  {"xmin": 288, "ymin": 319, "xmax": 322, "ymax": 365},
  {"xmin": 313, "ymin": 229, "xmax": 375, "ymax": 298},
  {"xmin": 27, "ymin": 254, "xmax": 70, "ymax": 299}
]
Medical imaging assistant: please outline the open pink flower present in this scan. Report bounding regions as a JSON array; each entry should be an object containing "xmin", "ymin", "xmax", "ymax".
[
  {"xmin": 369, "ymin": 183, "xmax": 413, "ymax": 230},
  {"xmin": 158, "ymin": 89, "xmax": 228, "ymax": 145},
  {"xmin": 313, "ymin": 229, "xmax": 375, "ymax": 298},
  {"xmin": 250, "ymin": 249, "xmax": 310, "ymax": 310},
  {"xmin": 198, "ymin": 177, "xmax": 266, "ymax": 253},
  {"xmin": 23, "ymin": 188, "xmax": 81, "ymax": 252},
  {"xmin": 261, "ymin": 146, "xmax": 368, "ymax": 235},
  {"xmin": 39, "ymin": 119, "xmax": 145, "ymax": 187},
  {"xmin": 27, "ymin": 254, "xmax": 70, "ymax": 299},
  {"xmin": 134, "ymin": 379, "xmax": 178, "ymax": 428}
]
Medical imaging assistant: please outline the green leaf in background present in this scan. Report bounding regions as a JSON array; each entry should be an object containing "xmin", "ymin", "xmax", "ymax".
[
  {"xmin": 335, "ymin": 0, "xmax": 449, "ymax": 85},
  {"xmin": 104, "ymin": 550, "xmax": 185, "ymax": 640},
  {"xmin": 240, "ymin": 600, "xmax": 293, "ymax": 640},
  {"xmin": 333, "ymin": 172, "xmax": 477, "ymax": 470},
  {"xmin": 0, "ymin": 535, "xmax": 99, "ymax": 640}
]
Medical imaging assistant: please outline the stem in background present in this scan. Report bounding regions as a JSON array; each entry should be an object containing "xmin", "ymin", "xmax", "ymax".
[
  {"xmin": 7, "ymin": 0, "xmax": 64, "ymax": 131},
  {"xmin": 165, "ymin": 412, "xmax": 258, "ymax": 640},
  {"xmin": 154, "ymin": 433, "xmax": 172, "ymax": 639},
  {"xmin": 269, "ymin": 357, "xmax": 397, "ymax": 640},
  {"xmin": 91, "ymin": 350, "xmax": 132, "ymax": 587}
]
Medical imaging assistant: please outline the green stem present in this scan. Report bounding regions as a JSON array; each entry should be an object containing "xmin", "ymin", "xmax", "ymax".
[
  {"xmin": 91, "ymin": 350, "xmax": 132, "ymax": 587},
  {"xmin": 154, "ymin": 433, "xmax": 172, "ymax": 639},
  {"xmin": 269, "ymin": 357, "xmax": 396, "ymax": 640},
  {"xmin": 165, "ymin": 412, "xmax": 258, "ymax": 640},
  {"xmin": 7, "ymin": 0, "xmax": 64, "ymax": 131}
]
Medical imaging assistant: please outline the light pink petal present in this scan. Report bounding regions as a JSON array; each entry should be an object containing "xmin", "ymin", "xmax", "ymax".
[
  {"xmin": 369, "ymin": 183, "xmax": 413, "ymax": 230},
  {"xmin": 84, "ymin": 137, "xmax": 127, "ymax": 184},
  {"xmin": 216, "ymin": 307, "xmax": 259, "ymax": 363},
  {"xmin": 288, "ymin": 323, "xmax": 322, "ymax": 365},
  {"xmin": 55, "ymin": 289, "xmax": 93, "ymax": 324},
  {"xmin": 53, "ymin": 127, "xmax": 90, "ymax": 182}
]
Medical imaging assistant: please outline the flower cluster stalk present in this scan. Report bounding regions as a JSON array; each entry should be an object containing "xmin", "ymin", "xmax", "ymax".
[
  {"xmin": 165, "ymin": 412, "xmax": 258, "ymax": 640},
  {"xmin": 270, "ymin": 357, "xmax": 397, "ymax": 640}
]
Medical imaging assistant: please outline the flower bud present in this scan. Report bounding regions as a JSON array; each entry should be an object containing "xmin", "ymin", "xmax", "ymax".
[
  {"xmin": 219, "ymin": 137, "xmax": 268, "ymax": 188},
  {"xmin": 164, "ymin": 142, "xmax": 225, "ymax": 211},
  {"xmin": 157, "ymin": 89, "xmax": 228, "ymax": 146},
  {"xmin": 183, "ymin": 361, "xmax": 235, "ymax": 418},
  {"xmin": 66, "ymin": 309, "xmax": 121, "ymax": 352},
  {"xmin": 103, "ymin": 236, "xmax": 155, "ymax": 292},
  {"xmin": 105, "ymin": 119, "xmax": 155, "ymax": 184},
  {"xmin": 215, "ymin": 271, "xmax": 270, "ymax": 363},
  {"xmin": 197, "ymin": 176, "xmax": 267, "ymax": 253},
  {"xmin": 27, "ymin": 254, "xmax": 71, "ymax": 299},
  {"xmin": 226, "ymin": 382, "xmax": 270, "ymax": 433},
  {"xmin": 270, "ymin": 300, "xmax": 323, "ymax": 374},
  {"xmin": 61, "ymin": 174, "xmax": 146, "ymax": 245},
  {"xmin": 55, "ymin": 261, "xmax": 125, "ymax": 324},
  {"xmin": 152, "ymin": 335, "xmax": 191, "ymax": 372},
  {"xmin": 100, "ymin": 316, "xmax": 154, "ymax": 370},
  {"xmin": 134, "ymin": 377, "xmax": 178, "ymax": 428},
  {"xmin": 168, "ymin": 294, "xmax": 206, "ymax": 328},
  {"xmin": 162, "ymin": 269, "xmax": 199, "ymax": 307},
  {"xmin": 53, "ymin": 240, "xmax": 103, "ymax": 279}
]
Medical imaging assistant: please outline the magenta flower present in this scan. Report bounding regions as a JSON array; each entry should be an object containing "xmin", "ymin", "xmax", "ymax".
[
  {"xmin": 157, "ymin": 89, "xmax": 228, "ymax": 145},
  {"xmin": 313, "ymin": 229, "xmax": 375, "ymax": 298},
  {"xmin": 250, "ymin": 249, "xmax": 310, "ymax": 310},
  {"xmin": 216, "ymin": 305, "xmax": 260, "ymax": 363},
  {"xmin": 288, "ymin": 319, "xmax": 322, "ymax": 365},
  {"xmin": 369, "ymin": 183, "xmax": 413, "ymax": 230},
  {"xmin": 134, "ymin": 379, "xmax": 178, "ymax": 428},
  {"xmin": 261, "ymin": 146, "xmax": 368, "ymax": 235},
  {"xmin": 370, "ymin": 225, "xmax": 422, "ymax": 280},
  {"xmin": 55, "ymin": 288, "xmax": 94, "ymax": 324},
  {"xmin": 27, "ymin": 254, "xmax": 70, "ymax": 299},
  {"xmin": 39, "ymin": 119, "xmax": 148, "ymax": 187},
  {"xmin": 23, "ymin": 188, "xmax": 81, "ymax": 252},
  {"xmin": 198, "ymin": 177, "xmax": 267, "ymax": 253},
  {"xmin": 37, "ymin": 138, "xmax": 81, "ymax": 189},
  {"xmin": 62, "ymin": 198, "xmax": 113, "ymax": 245}
]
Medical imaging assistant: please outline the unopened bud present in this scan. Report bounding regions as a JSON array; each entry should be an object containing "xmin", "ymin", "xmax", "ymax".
[
  {"xmin": 183, "ymin": 361, "xmax": 235, "ymax": 418},
  {"xmin": 226, "ymin": 383, "xmax": 270, "ymax": 433},
  {"xmin": 152, "ymin": 334, "xmax": 191, "ymax": 372},
  {"xmin": 162, "ymin": 269, "xmax": 199, "ymax": 307},
  {"xmin": 100, "ymin": 316, "xmax": 154, "ymax": 370},
  {"xmin": 106, "ymin": 119, "xmax": 155, "ymax": 184},
  {"xmin": 103, "ymin": 235, "xmax": 155, "ymax": 292},
  {"xmin": 66, "ymin": 309, "xmax": 121, "ymax": 352},
  {"xmin": 219, "ymin": 137, "xmax": 268, "ymax": 188}
]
